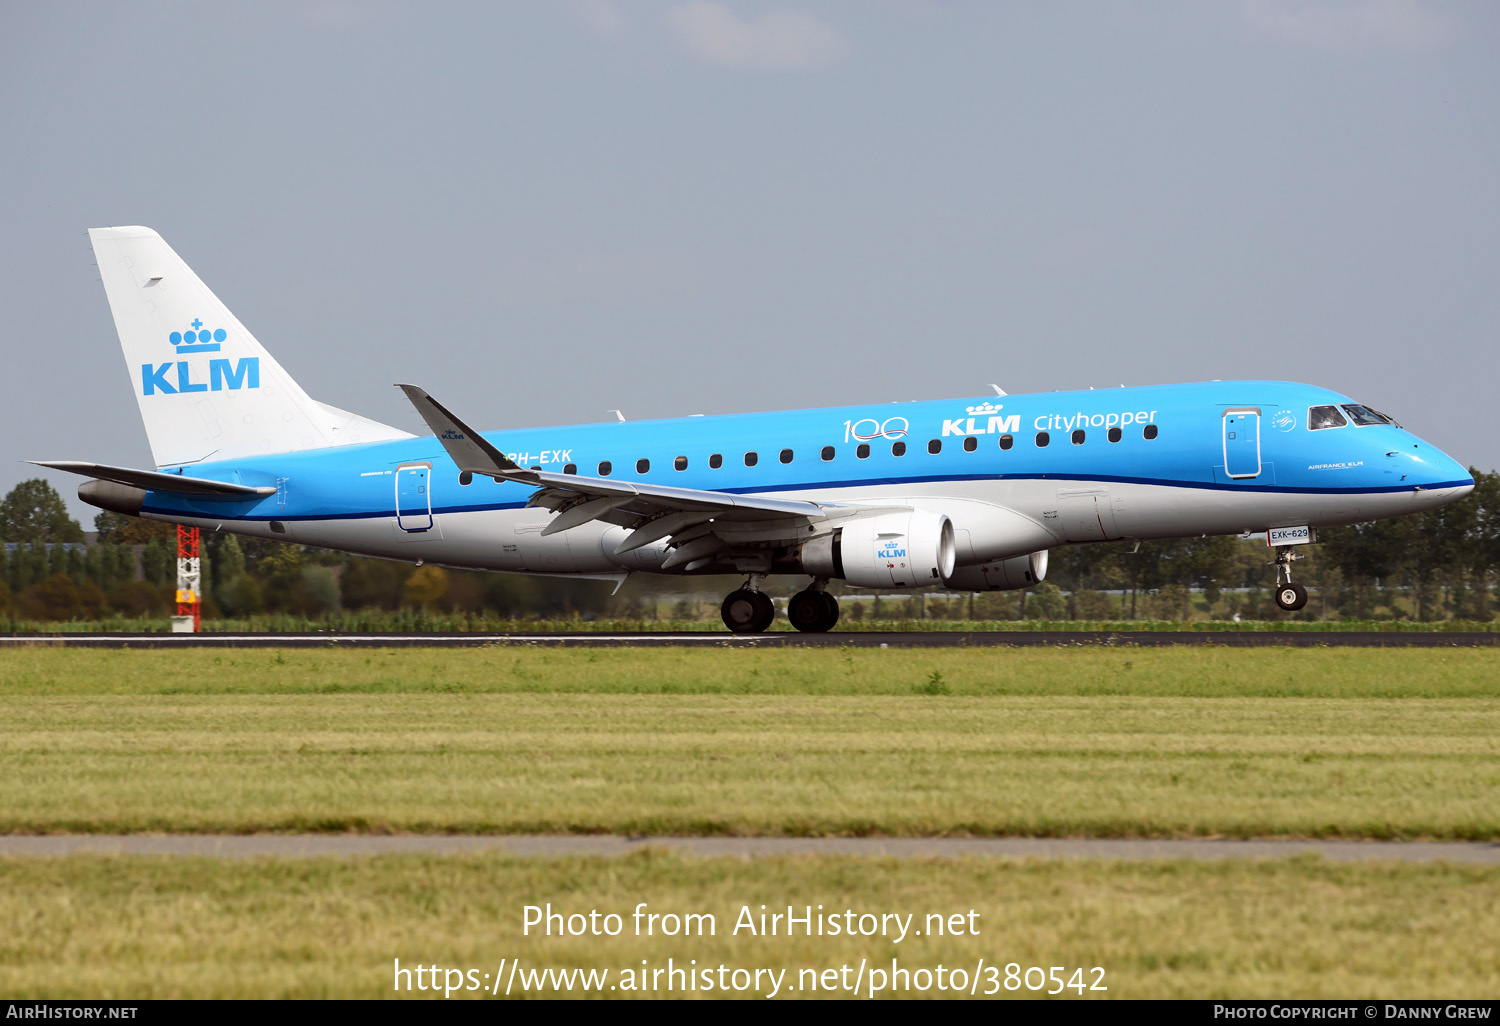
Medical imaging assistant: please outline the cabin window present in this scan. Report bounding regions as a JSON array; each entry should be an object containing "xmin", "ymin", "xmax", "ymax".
[
  {"xmin": 709, "ymin": 453, "xmax": 723, "ymax": 469},
  {"xmin": 892, "ymin": 441, "xmax": 907, "ymax": 457},
  {"xmin": 1071, "ymin": 429, "xmax": 1086, "ymax": 445},
  {"xmin": 963, "ymin": 437, "xmax": 977, "ymax": 452},
  {"xmin": 458, "ymin": 471, "xmax": 473, "ymax": 486},
  {"xmin": 636, "ymin": 458, "xmax": 650, "ymax": 474},
  {"xmin": 780, "ymin": 449, "xmax": 794, "ymax": 464},
  {"xmin": 744, "ymin": 451, "xmax": 758, "ymax": 467},
  {"xmin": 999, "ymin": 434, "xmax": 1014, "ymax": 450},
  {"xmin": 674, "ymin": 456, "xmax": 688, "ymax": 471},
  {"xmin": 856, "ymin": 443, "xmax": 871, "ymax": 459},
  {"xmin": 928, "ymin": 439, "xmax": 942, "ymax": 454},
  {"xmin": 563, "ymin": 463, "xmax": 577, "ymax": 475},
  {"xmin": 1341, "ymin": 404, "xmax": 1387, "ymax": 427},
  {"xmin": 1143, "ymin": 424, "xmax": 1159, "ymax": 440},
  {"xmin": 597, "ymin": 461, "xmax": 612, "ymax": 477},
  {"xmin": 821, "ymin": 445, "xmax": 835, "ymax": 462},
  {"xmin": 1108, "ymin": 427, "xmax": 1122, "ymax": 443},
  {"xmin": 1035, "ymin": 432, "xmax": 1050, "ymax": 447},
  {"xmin": 1308, "ymin": 406, "xmax": 1347, "ymax": 431}
]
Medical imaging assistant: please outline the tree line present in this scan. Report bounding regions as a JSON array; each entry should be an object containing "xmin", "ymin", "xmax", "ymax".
[
  {"xmin": 2, "ymin": 470, "xmax": 1497, "ymax": 624},
  {"xmin": 1036, "ymin": 467, "xmax": 1500, "ymax": 622}
]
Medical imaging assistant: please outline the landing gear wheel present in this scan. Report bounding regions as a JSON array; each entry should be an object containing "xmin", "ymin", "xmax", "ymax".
[
  {"xmin": 818, "ymin": 591, "xmax": 840, "ymax": 631},
  {"xmin": 1275, "ymin": 582, "xmax": 1309, "ymax": 611},
  {"xmin": 788, "ymin": 590, "xmax": 840, "ymax": 633},
  {"xmin": 721, "ymin": 589, "xmax": 775, "ymax": 633}
]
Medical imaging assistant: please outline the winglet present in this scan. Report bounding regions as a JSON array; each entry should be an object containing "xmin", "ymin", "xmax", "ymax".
[{"xmin": 395, "ymin": 384, "xmax": 536, "ymax": 482}]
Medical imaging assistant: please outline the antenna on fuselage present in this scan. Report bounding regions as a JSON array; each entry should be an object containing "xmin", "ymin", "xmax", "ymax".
[
  {"xmin": 988, "ymin": 384, "xmax": 1006, "ymax": 397},
  {"xmin": 608, "ymin": 410, "xmax": 626, "ymax": 422}
]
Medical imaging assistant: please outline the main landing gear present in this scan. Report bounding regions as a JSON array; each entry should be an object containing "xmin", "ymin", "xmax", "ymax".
[
  {"xmin": 787, "ymin": 582, "xmax": 840, "ymax": 634},
  {"xmin": 1271, "ymin": 546, "xmax": 1309, "ymax": 612},
  {"xmin": 719, "ymin": 577, "xmax": 841, "ymax": 634},
  {"xmin": 721, "ymin": 577, "xmax": 775, "ymax": 634}
]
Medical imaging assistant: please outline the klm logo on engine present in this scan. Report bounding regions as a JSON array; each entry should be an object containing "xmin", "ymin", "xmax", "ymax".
[{"xmin": 141, "ymin": 319, "xmax": 259, "ymax": 395}]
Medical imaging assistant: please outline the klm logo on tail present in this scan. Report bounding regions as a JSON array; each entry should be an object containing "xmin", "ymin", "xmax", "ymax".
[{"xmin": 142, "ymin": 319, "xmax": 258, "ymax": 396}]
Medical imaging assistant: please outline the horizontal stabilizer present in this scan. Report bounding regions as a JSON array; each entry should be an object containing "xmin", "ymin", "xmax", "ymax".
[{"xmin": 30, "ymin": 460, "xmax": 276, "ymax": 498}]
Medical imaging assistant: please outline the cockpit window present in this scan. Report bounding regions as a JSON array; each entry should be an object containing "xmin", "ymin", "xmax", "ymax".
[
  {"xmin": 1341, "ymin": 404, "xmax": 1387, "ymax": 427},
  {"xmin": 1308, "ymin": 405, "xmax": 1347, "ymax": 431}
]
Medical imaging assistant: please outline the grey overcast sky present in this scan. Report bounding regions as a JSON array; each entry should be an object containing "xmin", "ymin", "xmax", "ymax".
[{"xmin": 2, "ymin": 1, "xmax": 1497, "ymax": 523}]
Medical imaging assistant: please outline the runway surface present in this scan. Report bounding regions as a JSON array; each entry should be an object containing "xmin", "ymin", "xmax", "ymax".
[
  {"xmin": 3, "ymin": 630, "xmax": 1497, "ymax": 648},
  {"xmin": 1, "ymin": 835, "xmax": 1497, "ymax": 862}
]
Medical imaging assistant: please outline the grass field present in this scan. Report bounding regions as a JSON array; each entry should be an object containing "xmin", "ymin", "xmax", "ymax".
[
  {"xmin": 4, "ymin": 645, "xmax": 1498, "ymax": 697},
  {"xmin": 2, "ymin": 648, "xmax": 1496, "ymax": 837},
  {"xmin": 2, "ymin": 853, "xmax": 1498, "ymax": 999},
  {"xmin": 4, "ymin": 646, "xmax": 1498, "ymax": 999}
]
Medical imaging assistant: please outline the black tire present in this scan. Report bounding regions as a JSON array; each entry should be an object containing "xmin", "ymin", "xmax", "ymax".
[
  {"xmin": 788, "ymin": 590, "xmax": 829, "ymax": 633},
  {"xmin": 722, "ymin": 589, "xmax": 776, "ymax": 633},
  {"xmin": 721, "ymin": 590, "xmax": 760, "ymax": 633},
  {"xmin": 819, "ymin": 591, "xmax": 841, "ymax": 631},
  {"xmin": 748, "ymin": 590, "xmax": 776, "ymax": 633},
  {"xmin": 1275, "ymin": 582, "xmax": 1309, "ymax": 611}
]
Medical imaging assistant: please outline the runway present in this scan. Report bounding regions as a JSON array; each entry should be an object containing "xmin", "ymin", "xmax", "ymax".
[
  {"xmin": 2, "ymin": 630, "xmax": 1498, "ymax": 648},
  {"xmin": 1, "ymin": 835, "xmax": 1497, "ymax": 861}
]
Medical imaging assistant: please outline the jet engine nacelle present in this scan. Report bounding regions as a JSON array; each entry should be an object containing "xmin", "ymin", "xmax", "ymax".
[
  {"xmin": 944, "ymin": 549, "xmax": 1049, "ymax": 592},
  {"xmin": 829, "ymin": 510, "xmax": 957, "ymax": 588}
]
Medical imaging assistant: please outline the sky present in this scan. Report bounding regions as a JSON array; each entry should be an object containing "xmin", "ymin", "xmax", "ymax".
[{"xmin": 2, "ymin": 0, "xmax": 1497, "ymax": 525}]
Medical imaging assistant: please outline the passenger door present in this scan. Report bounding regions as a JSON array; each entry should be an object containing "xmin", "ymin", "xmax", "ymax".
[
  {"xmin": 395, "ymin": 463, "xmax": 433, "ymax": 532},
  {"xmin": 1222, "ymin": 409, "xmax": 1262, "ymax": 479}
]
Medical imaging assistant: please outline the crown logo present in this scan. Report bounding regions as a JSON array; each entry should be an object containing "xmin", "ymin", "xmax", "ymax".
[
  {"xmin": 965, "ymin": 402, "xmax": 1002, "ymax": 416},
  {"xmin": 169, "ymin": 319, "xmax": 224, "ymax": 354}
]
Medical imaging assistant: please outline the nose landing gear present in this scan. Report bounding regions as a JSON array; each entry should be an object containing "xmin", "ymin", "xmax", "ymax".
[{"xmin": 1271, "ymin": 546, "xmax": 1309, "ymax": 611}]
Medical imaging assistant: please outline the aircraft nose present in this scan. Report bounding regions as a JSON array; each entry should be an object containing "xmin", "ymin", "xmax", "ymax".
[
  {"xmin": 1435, "ymin": 476, "xmax": 1475, "ymax": 503},
  {"xmin": 1395, "ymin": 440, "xmax": 1473, "ymax": 507},
  {"xmin": 1380, "ymin": 435, "xmax": 1476, "ymax": 510}
]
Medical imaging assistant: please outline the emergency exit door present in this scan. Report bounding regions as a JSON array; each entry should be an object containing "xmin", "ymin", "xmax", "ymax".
[
  {"xmin": 396, "ymin": 464, "xmax": 433, "ymax": 532},
  {"xmin": 1223, "ymin": 409, "xmax": 1261, "ymax": 479}
]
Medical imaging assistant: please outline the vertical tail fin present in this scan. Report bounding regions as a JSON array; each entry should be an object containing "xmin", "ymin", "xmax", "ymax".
[{"xmin": 88, "ymin": 226, "xmax": 410, "ymax": 468}]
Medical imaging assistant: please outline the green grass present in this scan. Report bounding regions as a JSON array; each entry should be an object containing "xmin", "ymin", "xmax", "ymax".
[
  {"xmin": 5, "ymin": 648, "xmax": 1498, "ymax": 999},
  {"xmin": 2, "ymin": 649, "xmax": 1497, "ymax": 837},
  {"xmin": 2, "ymin": 853, "xmax": 1497, "ymax": 999},
  {"xmin": 2, "ymin": 646, "xmax": 1499, "ymax": 697}
]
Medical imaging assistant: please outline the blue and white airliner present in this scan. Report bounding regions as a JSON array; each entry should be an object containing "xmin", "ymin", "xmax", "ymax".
[{"xmin": 35, "ymin": 227, "xmax": 1475, "ymax": 632}]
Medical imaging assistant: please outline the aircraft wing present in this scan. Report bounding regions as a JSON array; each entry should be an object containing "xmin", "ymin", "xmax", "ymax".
[
  {"xmin": 397, "ymin": 384, "xmax": 885, "ymax": 568},
  {"xmin": 29, "ymin": 460, "xmax": 277, "ymax": 498}
]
